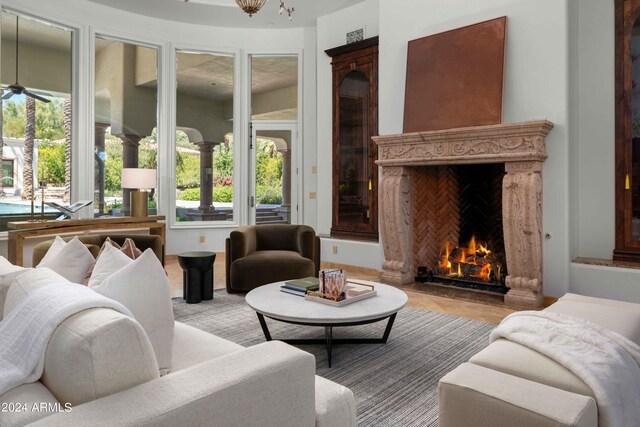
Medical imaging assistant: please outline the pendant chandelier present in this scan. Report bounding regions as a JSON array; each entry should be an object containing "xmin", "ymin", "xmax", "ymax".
[{"xmin": 235, "ymin": 0, "xmax": 268, "ymax": 17}]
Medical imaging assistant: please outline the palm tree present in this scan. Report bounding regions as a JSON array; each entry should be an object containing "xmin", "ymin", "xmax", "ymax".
[
  {"xmin": 22, "ymin": 97, "xmax": 35, "ymax": 200},
  {"xmin": 64, "ymin": 98, "xmax": 71, "ymax": 203}
]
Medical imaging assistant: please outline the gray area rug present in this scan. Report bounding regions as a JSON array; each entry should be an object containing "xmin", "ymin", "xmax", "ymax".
[{"xmin": 173, "ymin": 291, "xmax": 494, "ymax": 427}]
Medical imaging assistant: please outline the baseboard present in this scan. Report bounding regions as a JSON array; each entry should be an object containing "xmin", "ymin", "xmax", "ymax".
[{"xmin": 320, "ymin": 261, "xmax": 382, "ymax": 279}]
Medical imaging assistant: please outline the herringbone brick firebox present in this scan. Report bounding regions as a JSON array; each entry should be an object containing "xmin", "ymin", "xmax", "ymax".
[
  {"xmin": 412, "ymin": 164, "xmax": 507, "ymax": 293},
  {"xmin": 374, "ymin": 120, "xmax": 554, "ymax": 307}
]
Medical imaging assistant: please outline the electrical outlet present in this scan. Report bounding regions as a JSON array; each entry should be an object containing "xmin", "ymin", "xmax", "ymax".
[
  {"xmin": 309, "ymin": 192, "xmax": 317, "ymax": 199},
  {"xmin": 332, "ymin": 245, "xmax": 338, "ymax": 254},
  {"xmin": 199, "ymin": 235, "xmax": 206, "ymax": 244}
]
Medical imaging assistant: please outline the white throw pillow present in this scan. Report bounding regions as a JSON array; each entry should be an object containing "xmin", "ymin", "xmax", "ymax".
[
  {"xmin": 87, "ymin": 242, "xmax": 133, "ymax": 288},
  {"xmin": 4, "ymin": 267, "xmax": 70, "ymax": 316},
  {"xmin": 36, "ymin": 236, "xmax": 95, "ymax": 284},
  {"xmin": 36, "ymin": 236, "xmax": 67, "ymax": 267},
  {"xmin": 0, "ymin": 256, "xmax": 22, "ymax": 275},
  {"xmin": 91, "ymin": 249, "xmax": 174, "ymax": 374},
  {"xmin": 0, "ymin": 256, "xmax": 25, "ymax": 319}
]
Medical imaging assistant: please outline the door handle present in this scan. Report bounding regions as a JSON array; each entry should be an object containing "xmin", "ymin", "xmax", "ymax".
[{"xmin": 250, "ymin": 196, "xmax": 255, "ymax": 208}]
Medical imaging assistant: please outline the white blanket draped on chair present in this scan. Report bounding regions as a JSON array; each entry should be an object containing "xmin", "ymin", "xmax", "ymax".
[
  {"xmin": 491, "ymin": 311, "xmax": 640, "ymax": 427},
  {"xmin": 0, "ymin": 282, "xmax": 132, "ymax": 395}
]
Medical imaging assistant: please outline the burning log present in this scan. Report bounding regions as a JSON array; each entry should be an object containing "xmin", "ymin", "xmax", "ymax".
[{"xmin": 434, "ymin": 235, "xmax": 506, "ymax": 285}]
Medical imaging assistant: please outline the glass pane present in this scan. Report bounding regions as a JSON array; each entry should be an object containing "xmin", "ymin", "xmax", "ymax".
[
  {"xmin": 2, "ymin": 160, "xmax": 13, "ymax": 187},
  {"xmin": 175, "ymin": 50, "xmax": 234, "ymax": 223},
  {"xmin": 94, "ymin": 38, "xmax": 157, "ymax": 217},
  {"xmin": 633, "ymin": 17, "xmax": 640, "ymax": 240},
  {"xmin": 255, "ymin": 130, "xmax": 290, "ymax": 224},
  {"xmin": 1, "ymin": 12, "xmax": 73, "ymax": 228},
  {"xmin": 338, "ymin": 71, "xmax": 370, "ymax": 225},
  {"xmin": 251, "ymin": 56, "xmax": 297, "ymax": 120}
]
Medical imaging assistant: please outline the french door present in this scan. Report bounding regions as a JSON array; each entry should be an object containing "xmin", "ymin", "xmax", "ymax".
[{"xmin": 249, "ymin": 122, "xmax": 298, "ymax": 225}]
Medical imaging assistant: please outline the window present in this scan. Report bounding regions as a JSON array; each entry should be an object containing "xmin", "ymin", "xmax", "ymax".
[
  {"xmin": 2, "ymin": 160, "xmax": 14, "ymax": 187},
  {"xmin": 249, "ymin": 55, "xmax": 298, "ymax": 225},
  {"xmin": 94, "ymin": 37, "xmax": 158, "ymax": 217},
  {"xmin": 0, "ymin": 11, "xmax": 73, "ymax": 228},
  {"xmin": 175, "ymin": 50, "xmax": 234, "ymax": 223}
]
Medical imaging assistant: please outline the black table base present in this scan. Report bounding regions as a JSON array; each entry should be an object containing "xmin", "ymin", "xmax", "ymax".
[
  {"xmin": 178, "ymin": 251, "xmax": 216, "ymax": 304},
  {"xmin": 256, "ymin": 312, "xmax": 397, "ymax": 368}
]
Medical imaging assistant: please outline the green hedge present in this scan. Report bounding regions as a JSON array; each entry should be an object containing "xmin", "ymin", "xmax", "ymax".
[
  {"xmin": 177, "ymin": 185, "xmax": 281, "ymax": 204},
  {"xmin": 177, "ymin": 188, "xmax": 200, "ymax": 201},
  {"xmin": 177, "ymin": 186, "xmax": 234, "ymax": 203},
  {"xmin": 256, "ymin": 185, "xmax": 282, "ymax": 205}
]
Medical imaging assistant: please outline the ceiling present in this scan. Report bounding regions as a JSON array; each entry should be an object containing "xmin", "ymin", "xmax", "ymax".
[
  {"xmin": 176, "ymin": 54, "xmax": 298, "ymax": 99},
  {"xmin": 84, "ymin": 0, "xmax": 367, "ymax": 29},
  {"xmin": 1, "ymin": 12, "xmax": 72, "ymax": 51}
]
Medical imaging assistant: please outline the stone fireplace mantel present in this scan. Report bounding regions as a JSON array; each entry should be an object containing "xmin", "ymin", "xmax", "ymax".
[{"xmin": 373, "ymin": 120, "xmax": 554, "ymax": 307}]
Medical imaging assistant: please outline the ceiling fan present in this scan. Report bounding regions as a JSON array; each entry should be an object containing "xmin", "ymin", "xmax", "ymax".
[{"xmin": 1, "ymin": 16, "xmax": 51, "ymax": 103}]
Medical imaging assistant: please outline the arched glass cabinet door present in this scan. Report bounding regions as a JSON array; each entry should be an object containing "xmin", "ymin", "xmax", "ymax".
[
  {"xmin": 631, "ymin": 16, "xmax": 640, "ymax": 242},
  {"xmin": 326, "ymin": 37, "xmax": 379, "ymax": 242},
  {"xmin": 337, "ymin": 71, "xmax": 371, "ymax": 227},
  {"xmin": 615, "ymin": 0, "xmax": 640, "ymax": 261}
]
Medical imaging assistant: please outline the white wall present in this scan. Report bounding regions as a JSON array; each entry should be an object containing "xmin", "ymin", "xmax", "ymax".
[
  {"xmin": 302, "ymin": 26, "xmax": 318, "ymax": 229},
  {"xmin": 316, "ymin": 0, "xmax": 382, "ymax": 267}
]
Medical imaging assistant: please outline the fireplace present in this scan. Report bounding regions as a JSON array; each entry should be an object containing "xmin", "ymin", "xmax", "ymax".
[
  {"xmin": 373, "ymin": 120, "xmax": 554, "ymax": 307},
  {"xmin": 414, "ymin": 164, "xmax": 508, "ymax": 294}
]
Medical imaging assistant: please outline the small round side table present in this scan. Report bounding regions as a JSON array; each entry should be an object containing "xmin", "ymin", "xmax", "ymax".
[{"xmin": 177, "ymin": 251, "xmax": 216, "ymax": 304}]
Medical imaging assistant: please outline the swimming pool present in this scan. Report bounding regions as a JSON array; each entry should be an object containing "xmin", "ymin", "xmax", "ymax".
[{"xmin": 0, "ymin": 202, "xmax": 60, "ymax": 214}]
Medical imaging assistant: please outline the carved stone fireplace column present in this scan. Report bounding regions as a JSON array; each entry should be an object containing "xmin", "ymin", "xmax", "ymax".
[
  {"xmin": 379, "ymin": 166, "xmax": 413, "ymax": 285},
  {"xmin": 502, "ymin": 161, "xmax": 544, "ymax": 307}
]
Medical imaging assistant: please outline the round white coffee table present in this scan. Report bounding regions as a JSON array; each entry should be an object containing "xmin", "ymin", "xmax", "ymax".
[{"xmin": 245, "ymin": 281, "xmax": 408, "ymax": 367}]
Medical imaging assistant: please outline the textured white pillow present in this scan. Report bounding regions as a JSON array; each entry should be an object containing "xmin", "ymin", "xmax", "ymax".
[
  {"xmin": 87, "ymin": 242, "xmax": 133, "ymax": 288},
  {"xmin": 0, "ymin": 256, "xmax": 25, "ymax": 319},
  {"xmin": 37, "ymin": 236, "xmax": 95, "ymax": 284},
  {"xmin": 91, "ymin": 249, "xmax": 174, "ymax": 374},
  {"xmin": 4, "ymin": 267, "xmax": 70, "ymax": 316},
  {"xmin": 36, "ymin": 235, "xmax": 67, "ymax": 267},
  {"xmin": 0, "ymin": 256, "xmax": 22, "ymax": 275}
]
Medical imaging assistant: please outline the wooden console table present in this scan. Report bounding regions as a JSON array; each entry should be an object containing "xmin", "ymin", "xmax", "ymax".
[{"xmin": 8, "ymin": 216, "xmax": 166, "ymax": 266}]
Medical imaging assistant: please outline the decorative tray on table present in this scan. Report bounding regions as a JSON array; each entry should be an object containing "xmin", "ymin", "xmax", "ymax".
[{"xmin": 304, "ymin": 281, "xmax": 377, "ymax": 307}]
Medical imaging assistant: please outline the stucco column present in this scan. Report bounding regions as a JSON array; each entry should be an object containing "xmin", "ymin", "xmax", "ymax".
[
  {"xmin": 279, "ymin": 148, "xmax": 291, "ymax": 208},
  {"xmin": 196, "ymin": 142, "xmax": 215, "ymax": 212},
  {"xmin": 379, "ymin": 166, "xmax": 413, "ymax": 286},
  {"xmin": 95, "ymin": 123, "xmax": 109, "ymax": 214},
  {"xmin": 119, "ymin": 134, "xmax": 141, "ymax": 216},
  {"xmin": 273, "ymin": 147, "xmax": 292, "ymax": 223},
  {"xmin": 503, "ymin": 161, "xmax": 544, "ymax": 307}
]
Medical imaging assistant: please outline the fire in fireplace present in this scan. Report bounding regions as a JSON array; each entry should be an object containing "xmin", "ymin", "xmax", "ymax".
[
  {"xmin": 413, "ymin": 163, "xmax": 509, "ymax": 294},
  {"xmin": 433, "ymin": 235, "xmax": 506, "ymax": 285},
  {"xmin": 416, "ymin": 233, "xmax": 508, "ymax": 293}
]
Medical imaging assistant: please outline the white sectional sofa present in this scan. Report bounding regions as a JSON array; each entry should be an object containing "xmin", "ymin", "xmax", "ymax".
[
  {"xmin": 0, "ymin": 266, "xmax": 356, "ymax": 427},
  {"xmin": 438, "ymin": 293, "xmax": 640, "ymax": 427}
]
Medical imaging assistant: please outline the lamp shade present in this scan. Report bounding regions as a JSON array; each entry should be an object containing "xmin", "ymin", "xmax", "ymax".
[{"xmin": 122, "ymin": 168, "xmax": 157, "ymax": 190}]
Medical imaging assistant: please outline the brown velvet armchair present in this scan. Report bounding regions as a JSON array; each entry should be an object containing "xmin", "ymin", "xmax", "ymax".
[{"xmin": 225, "ymin": 224, "xmax": 320, "ymax": 293}]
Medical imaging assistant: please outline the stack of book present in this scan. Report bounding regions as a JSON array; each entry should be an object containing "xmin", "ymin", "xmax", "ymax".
[{"xmin": 280, "ymin": 277, "xmax": 320, "ymax": 297}]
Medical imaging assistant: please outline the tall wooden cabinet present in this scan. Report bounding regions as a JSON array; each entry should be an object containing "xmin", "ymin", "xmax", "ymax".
[
  {"xmin": 615, "ymin": 0, "xmax": 640, "ymax": 261},
  {"xmin": 326, "ymin": 37, "xmax": 379, "ymax": 241}
]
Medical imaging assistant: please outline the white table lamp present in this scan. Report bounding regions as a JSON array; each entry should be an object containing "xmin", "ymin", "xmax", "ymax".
[{"xmin": 122, "ymin": 168, "xmax": 157, "ymax": 217}]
